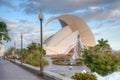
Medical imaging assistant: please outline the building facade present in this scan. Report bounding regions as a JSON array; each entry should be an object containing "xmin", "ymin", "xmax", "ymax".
[
  {"xmin": 44, "ymin": 14, "xmax": 95, "ymax": 62},
  {"xmin": 0, "ymin": 45, "xmax": 5, "ymax": 57}
]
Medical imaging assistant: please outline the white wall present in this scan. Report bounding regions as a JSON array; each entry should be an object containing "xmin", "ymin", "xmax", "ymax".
[
  {"xmin": 0, "ymin": 45, "xmax": 5, "ymax": 56},
  {"xmin": 47, "ymin": 26, "xmax": 72, "ymax": 46}
]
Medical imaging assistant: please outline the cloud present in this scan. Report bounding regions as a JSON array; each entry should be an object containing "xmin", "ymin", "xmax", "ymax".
[
  {"xmin": 94, "ymin": 32, "xmax": 101, "ymax": 36},
  {"xmin": 110, "ymin": 10, "xmax": 120, "ymax": 16},
  {"xmin": 76, "ymin": 7, "xmax": 120, "ymax": 21},
  {"xmin": 1, "ymin": 0, "xmax": 119, "ymax": 22},
  {"xmin": 0, "ymin": 17, "xmax": 53, "ymax": 49},
  {"xmin": 0, "ymin": 0, "xmax": 18, "ymax": 8},
  {"xmin": 20, "ymin": 0, "xmax": 117, "ymax": 14},
  {"xmin": 18, "ymin": 0, "xmax": 120, "ymax": 23},
  {"xmin": 0, "ymin": 17, "xmax": 52, "ymax": 33}
]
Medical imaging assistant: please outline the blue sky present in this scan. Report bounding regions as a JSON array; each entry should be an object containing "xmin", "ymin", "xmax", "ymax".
[{"xmin": 0, "ymin": 0, "xmax": 120, "ymax": 51}]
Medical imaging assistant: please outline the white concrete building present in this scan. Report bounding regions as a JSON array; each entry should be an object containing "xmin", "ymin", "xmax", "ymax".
[{"xmin": 44, "ymin": 14, "xmax": 95, "ymax": 60}]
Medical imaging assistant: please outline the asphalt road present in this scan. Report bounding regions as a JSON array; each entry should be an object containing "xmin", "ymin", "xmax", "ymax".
[{"xmin": 0, "ymin": 57, "xmax": 43, "ymax": 80}]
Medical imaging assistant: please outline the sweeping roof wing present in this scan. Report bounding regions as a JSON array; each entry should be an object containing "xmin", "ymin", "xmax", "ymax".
[{"xmin": 46, "ymin": 14, "xmax": 96, "ymax": 47}]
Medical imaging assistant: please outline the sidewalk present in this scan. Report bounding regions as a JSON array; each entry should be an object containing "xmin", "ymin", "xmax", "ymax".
[
  {"xmin": 11, "ymin": 59, "xmax": 73, "ymax": 80},
  {"xmin": 0, "ymin": 57, "xmax": 43, "ymax": 80},
  {"xmin": 45, "ymin": 57, "xmax": 90, "ymax": 78}
]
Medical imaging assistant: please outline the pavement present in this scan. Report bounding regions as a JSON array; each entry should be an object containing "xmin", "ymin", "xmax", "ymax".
[
  {"xmin": 0, "ymin": 56, "xmax": 90, "ymax": 79},
  {"xmin": 0, "ymin": 57, "xmax": 44, "ymax": 80},
  {"xmin": 45, "ymin": 57, "xmax": 90, "ymax": 78}
]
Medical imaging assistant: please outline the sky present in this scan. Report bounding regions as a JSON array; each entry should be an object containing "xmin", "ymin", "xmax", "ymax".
[{"xmin": 0, "ymin": 0, "xmax": 120, "ymax": 51}]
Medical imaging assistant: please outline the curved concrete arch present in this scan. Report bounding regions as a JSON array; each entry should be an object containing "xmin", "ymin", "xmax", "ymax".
[{"xmin": 46, "ymin": 14, "xmax": 95, "ymax": 47}]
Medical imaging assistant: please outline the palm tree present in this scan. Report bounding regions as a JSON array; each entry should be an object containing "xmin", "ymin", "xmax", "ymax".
[
  {"xmin": 27, "ymin": 42, "xmax": 46, "ymax": 55},
  {"xmin": 97, "ymin": 38, "xmax": 111, "ymax": 53},
  {"xmin": 27, "ymin": 42, "xmax": 39, "ymax": 54},
  {"xmin": 0, "ymin": 22, "xmax": 10, "ymax": 44},
  {"xmin": 97, "ymin": 38, "xmax": 109, "ymax": 47}
]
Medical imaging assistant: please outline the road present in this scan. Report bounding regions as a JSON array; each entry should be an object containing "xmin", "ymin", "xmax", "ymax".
[{"xmin": 0, "ymin": 57, "xmax": 43, "ymax": 80}]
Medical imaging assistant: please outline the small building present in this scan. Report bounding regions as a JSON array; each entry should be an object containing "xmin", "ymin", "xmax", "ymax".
[{"xmin": 0, "ymin": 45, "xmax": 5, "ymax": 57}]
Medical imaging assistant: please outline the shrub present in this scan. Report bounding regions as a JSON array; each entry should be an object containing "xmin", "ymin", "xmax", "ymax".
[
  {"xmin": 76, "ymin": 58, "xmax": 84, "ymax": 65},
  {"xmin": 76, "ymin": 61, "xmax": 83, "ymax": 65},
  {"xmin": 71, "ymin": 72, "xmax": 97, "ymax": 80},
  {"xmin": 83, "ymin": 47, "xmax": 120, "ymax": 76},
  {"xmin": 25, "ymin": 50, "xmax": 49, "ymax": 67},
  {"xmin": 53, "ymin": 60, "xmax": 63, "ymax": 65},
  {"xmin": 60, "ymin": 73, "xmax": 65, "ymax": 76}
]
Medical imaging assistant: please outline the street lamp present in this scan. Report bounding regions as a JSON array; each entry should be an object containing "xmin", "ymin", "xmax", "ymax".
[
  {"xmin": 14, "ymin": 41, "xmax": 16, "ymax": 61},
  {"xmin": 20, "ymin": 33, "xmax": 23, "ymax": 64},
  {"xmin": 39, "ymin": 10, "xmax": 44, "ymax": 76}
]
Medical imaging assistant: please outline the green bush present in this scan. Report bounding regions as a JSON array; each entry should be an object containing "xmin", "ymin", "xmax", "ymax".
[
  {"xmin": 6, "ymin": 42, "xmax": 49, "ymax": 67},
  {"xmin": 83, "ymin": 47, "xmax": 120, "ymax": 76},
  {"xmin": 76, "ymin": 61, "xmax": 83, "ymax": 65},
  {"xmin": 71, "ymin": 72, "xmax": 97, "ymax": 80},
  {"xmin": 53, "ymin": 60, "xmax": 63, "ymax": 65},
  {"xmin": 76, "ymin": 58, "xmax": 84, "ymax": 65},
  {"xmin": 25, "ymin": 50, "xmax": 49, "ymax": 67}
]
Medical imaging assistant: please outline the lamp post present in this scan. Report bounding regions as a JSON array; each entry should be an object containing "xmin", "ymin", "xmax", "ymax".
[
  {"xmin": 39, "ymin": 10, "xmax": 44, "ymax": 76},
  {"xmin": 20, "ymin": 33, "xmax": 23, "ymax": 64},
  {"xmin": 14, "ymin": 41, "xmax": 16, "ymax": 61}
]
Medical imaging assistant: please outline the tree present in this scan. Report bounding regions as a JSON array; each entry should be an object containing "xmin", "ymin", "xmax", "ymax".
[
  {"xmin": 15, "ymin": 49, "xmax": 21, "ymax": 58},
  {"xmin": 27, "ymin": 42, "xmax": 38, "ymax": 54},
  {"xmin": 0, "ymin": 22, "xmax": 10, "ymax": 44},
  {"xmin": 97, "ymin": 38, "xmax": 109, "ymax": 47},
  {"xmin": 6, "ymin": 41, "xmax": 49, "ymax": 67},
  {"xmin": 96, "ymin": 38, "xmax": 111, "ymax": 53},
  {"xmin": 27, "ymin": 42, "xmax": 46, "ymax": 55},
  {"xmin": 24, "ymin": 42, "xmax": 48, "ymax": 66},
  {"xmin": 82, "ymin": 39, "xmax": 120, "ymax": 76},
  {"xmin": 22, "ymin": 48, "xmax": 29, "ymax": 61},
  {"xmin": 25, "ymin": 49, "xmax": 49, "ymax": 67}
]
